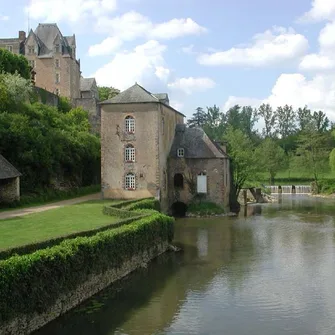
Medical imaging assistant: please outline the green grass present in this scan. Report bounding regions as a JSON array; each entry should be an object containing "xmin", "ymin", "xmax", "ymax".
[
  {"xmin": 187, "ymin": 201, "xmax": 225, "ymax": 216},
  {"xmin": 0, "ymin": 185, "xmax": 101, "ymax": 212},
  {"xmin": 0, "ymin": 200, "xmax": 118, "ymax": 251}
]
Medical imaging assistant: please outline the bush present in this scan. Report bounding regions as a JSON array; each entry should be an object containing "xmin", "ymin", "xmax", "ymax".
[
  {"xmin": 124, "ymin": 198, "xmax": 160, "ymax": 211},
  {"xmin": 187, "ymin": 201, "xmax": 225, "ymax": 216},
  {"xmin": 317, "ymin": 180, "xmax": 335, "ymax": 194},
  {"xmin": 0, "ymin": 212, "xmax": 174, "ymax": 323}
]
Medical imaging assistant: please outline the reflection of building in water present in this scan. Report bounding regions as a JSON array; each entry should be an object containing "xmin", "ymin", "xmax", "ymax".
[{"xmin": 197, "ymin": 229, "xmax": 208, "ymax": 257}]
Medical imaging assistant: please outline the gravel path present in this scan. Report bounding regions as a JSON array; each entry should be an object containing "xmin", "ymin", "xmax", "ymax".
[{"xmin": 0, "ymin": 193, "xmax": 101, "ymax": 220}]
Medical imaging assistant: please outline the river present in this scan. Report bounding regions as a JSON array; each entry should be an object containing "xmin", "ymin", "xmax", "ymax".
[{"xmin": 34, "ymin": 195, "xmax": 335, "ymax": 335}]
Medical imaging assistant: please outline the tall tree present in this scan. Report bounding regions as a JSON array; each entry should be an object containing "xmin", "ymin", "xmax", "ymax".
[
  {"xmin": 257, "ymin": 103, "xmax": 276, "ymax": 138},
  {"xmin": 0, "ymin": 48, "xmax": 31, "ymax": 79},
  {"xmin": 275, "ymin": 104, "xmax": 296, "ymax": 138},
  {"xmin": 312, "ymin": 110, "xmax": 329, "ymax": 132},
  {"xmin": 224, "ymin": 127, "xmax": 258, "ymax": 208},
  {"xmin": 187, "ymin": 107, "xmax": 207, "ymax": 128},
  {"xmin": 255, "ymin": 138, "xmax": 287, "ymax": 184},
  {"xmin": 297, "ymin": 106, "xmax": 312, "ymax": 131},
  {"xmin": 203, "ymin": 105, "xmax": 223, "ymax": 140},
  {"xmin": 98, "ymin": 86, "xmax": 120, "ymax": 101},
  {"xmin": 291, "ymin": 131, "xmax": 330, "ymax": 191}
]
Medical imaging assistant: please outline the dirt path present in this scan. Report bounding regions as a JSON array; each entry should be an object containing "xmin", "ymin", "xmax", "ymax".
[{"xmin": 0, "ymin": 193, "xmax": 101, "ymax": 220}]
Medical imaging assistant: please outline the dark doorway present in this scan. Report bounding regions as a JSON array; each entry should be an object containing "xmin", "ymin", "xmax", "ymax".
[
  {"xmin": 174, "ymin": 173, "xmax": 184, "ymax": 189},
  {"xmin": 171, "ymin": 201, "xmax": 188, "ymax": 217}
]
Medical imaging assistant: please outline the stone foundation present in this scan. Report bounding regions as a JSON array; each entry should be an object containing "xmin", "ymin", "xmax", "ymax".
[{"xmin": 1, "ymin": 241, "xmax": 169, "ymax": 335}]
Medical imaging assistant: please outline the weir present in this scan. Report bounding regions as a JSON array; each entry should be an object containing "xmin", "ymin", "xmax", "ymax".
[{"xmin": 265, "ymin": 185, "xmax": 311, "ymax": 194}]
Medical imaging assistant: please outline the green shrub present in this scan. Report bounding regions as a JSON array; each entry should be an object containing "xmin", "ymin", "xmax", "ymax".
[
  {"xmin": 0, "ymin": 213, "xmax": 174, "ymax": 323},
  {"xmin": 187, "ymin": 201, "xmax": 225, "ymax": 216},
  {"xmin": 124, "ymin": 198, "xmax": 160, "ymax": 211},
  {"xmin": 317, "ymin": 180, "xmax": 335, "ymax": 194}
]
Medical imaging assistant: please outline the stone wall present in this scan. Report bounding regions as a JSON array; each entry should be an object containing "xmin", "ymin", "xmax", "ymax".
[
  {"xmin": 33, "ymin": 87, "xmax": 59, "ymax": 107},
  {"xmin": 1, "ymin": 241, "xmax": 169, "ymax": 335},
  {"xmin": 0, "ymin": 177, "xmax": 20, "ymax": 203},
  {"xmin": 168, "ymin": 157, "xmax": 229, "ymax": 208},
  {"xmin": 75, "ymin": 97, "xmax": 100, "ymax": 133}
]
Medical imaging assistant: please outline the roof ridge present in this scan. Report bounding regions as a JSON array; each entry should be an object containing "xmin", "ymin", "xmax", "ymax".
[{"xmin": 134, "ymin": 83, "xmax": 159, "ymax": 101}]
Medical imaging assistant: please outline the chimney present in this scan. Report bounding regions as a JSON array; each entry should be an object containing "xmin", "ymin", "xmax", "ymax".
[{"xmin": 19, "ymin": 31, "xmax": 26, "ymax": 41}]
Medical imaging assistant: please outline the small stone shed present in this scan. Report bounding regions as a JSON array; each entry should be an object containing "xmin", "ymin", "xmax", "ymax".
[
  {"xmin": 0, "ymin": 155, "xmax": 21, "ymax": 203},
  {"xmin": 168, "ymin": 125, "xmax": 230, "ymax": 209}
]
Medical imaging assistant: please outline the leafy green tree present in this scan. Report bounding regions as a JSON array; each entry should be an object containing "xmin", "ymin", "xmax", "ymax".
[
  {"xmin": 255, "ymin": 138, "xmax": 287, "ymax": 184},
  {"xmin": 224, "ymin": 127, "xmax": 258, "ymax": 207},
  {"xmin": 297, "ymin": 106, "xmax": 312, "ymax": 131},
  {"xmin": 312, "ymin": 111, "xmax": 329, "ymax": 132},
  {"xmin": 291, "ymin": 131, "xmax": 331, "ymax": 191},
  {"xmin": 98, "ymin": 86, "xmax": 120, "ymax": 101},
  {"xmin": 187, "ymin": 107, "xmax": 207, "ymax": 128},
  {"xmin": 257, "ymin": 103, "xmax": 276, "ymax": 138},
  {"xmin": 0, "ymin": 48, "xmax": 31, "ymax": 79},
  {"xmin": 275, "ymin": 104, "xmax": 296, "ymax": 137}
]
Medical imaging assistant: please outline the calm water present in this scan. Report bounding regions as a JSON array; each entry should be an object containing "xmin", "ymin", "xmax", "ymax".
[{"xmin": 35, "ymin": 195, "xmax": 335, "ymax": 335}]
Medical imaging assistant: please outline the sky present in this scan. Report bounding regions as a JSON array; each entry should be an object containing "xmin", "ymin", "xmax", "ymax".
[{"xmin": 1, "ymin": 0, "xmax": 335, "ymax": 119}]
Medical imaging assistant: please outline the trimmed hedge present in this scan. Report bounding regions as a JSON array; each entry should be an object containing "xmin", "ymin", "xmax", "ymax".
[
  {"xmin": 0, "ymin": 215, "xmax": 144, "ymax": 261},
  {"xmin": 0, "ymin": 212, "xmax": 174, "ymax": 324},
  {"xmin": 124, "ymin": 198, "xmax": 160, "ymax": 211}
]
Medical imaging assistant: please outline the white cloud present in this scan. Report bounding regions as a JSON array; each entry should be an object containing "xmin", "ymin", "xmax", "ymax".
[
  {"xmin": 299, "ymin": 21, "xmax": 335, "ymax": 72},
  {"xmin": 197, "ymin": 26, "xmax": 308, "ymax": 67},
  {"xmin": 223, "ymin": 73, "xmax": 335, "ymax": 119},
  {"xmin": 168, "ymin": 77, "xmax": 215, "ymax": 95},
  {"xmin": 298, "ymin": 0, "xmax": 335, "ymax": 22},
  {"xmin": 223, "ymin": 96, "xmax": 263, "ymax": 111},
  {"xmin": 95, "ymin": 11, "xmax": 206, "ymax": 41},
  {"xmin": 155, "ymin": 66, "xmax": 171, "ymax": 82},
  {"xmin": 92, "ymin": 40, "xmax": 169, "ymax": 90},
  {"xmin": 0, "ymin": 15, "xmax": 9, "ymax": 21},
  {"xmin": 182, "ymin": 44, "xmax": 195, "ymax": 54},
  {"xmin": 151, "ymin": 18, "xmax": 207, "ymax": 39},
  {"xmin": 88, "ymin": 37, "xmax": 122, "ymax": 56},
  {"xmin": 26, "ymin": 0, "xmax": 117, "ymax": 23},
  {"xmin": 170, "ymin": 100, "xmax": 184, "ymax": 111}
]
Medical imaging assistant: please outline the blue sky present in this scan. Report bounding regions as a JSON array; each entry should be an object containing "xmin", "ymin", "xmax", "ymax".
[{"xmin": 1, "ymin": 0, "xmax": 335, "ymax": 119}]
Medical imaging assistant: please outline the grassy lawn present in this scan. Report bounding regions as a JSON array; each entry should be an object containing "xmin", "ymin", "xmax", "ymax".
[{"xmin": 0, "ymin": 200, "xmax": 119, "ymax": 251}]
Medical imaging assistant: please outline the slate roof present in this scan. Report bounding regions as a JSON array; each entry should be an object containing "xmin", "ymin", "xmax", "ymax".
[
  {"xmin": 169, "ymin": 125, "xmax": 228, "ymax": 159},
  {"xmin": 153, "ymin": 93, "xmax": 169, "ymax": 105},
  {"xmin": 100, "ymin": 83, "xmax": 159, "ymax": 104},
  {"xmin": 27, "ymin": 23, "xmax": 73, "ymax": 58},
  {"xmin": 0, "ymin": 155, "xmax": 21, "ymax": 180},
  {"xmin": 80, "ymin": 78, "xmax": 96, "ymax": 92}
]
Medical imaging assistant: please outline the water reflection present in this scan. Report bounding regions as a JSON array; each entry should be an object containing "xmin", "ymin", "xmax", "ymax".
[{"xmin": 35, "ymin": 195, "xmax": 335, "ymax": 335}]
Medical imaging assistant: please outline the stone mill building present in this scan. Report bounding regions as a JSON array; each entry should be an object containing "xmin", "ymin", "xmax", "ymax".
[{"xmin": 100, "ymin": 83, "xmax": 230, "ymax": 213}]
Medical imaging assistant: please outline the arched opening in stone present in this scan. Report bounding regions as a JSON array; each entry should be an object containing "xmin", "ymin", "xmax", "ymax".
[{"xmin": 171, "ymin": 201, "xmax": 188, "ymax": 217}]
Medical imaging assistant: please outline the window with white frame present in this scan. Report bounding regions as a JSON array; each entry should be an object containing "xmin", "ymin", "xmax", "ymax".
[
  {"xmin": 125, "ymin": 173, "xmax": 136, "ymax": 190},
  {"xmin": 6, "ymin": 45, "xmax": 13, "ymax": 52},
  {"xmin": 54, "ymin": 44, "xmax": 60, "ymax": 53},
  {"xmin": 125, "ymin": 144, "xmax": 135, "ymax": 162},
  {"xmin": 55, "ymin": 59, "xmax": 60, "ymax": 68},
  {"xmin": 28, "ymin": 46, "xmax": 34, "ymax": 54},
  {"xmin": 28, "ymin": 60, "xmax": 35, "ymax": 68},
  {"xmin": 125, "ymin": 116, "xmax": 135, "ymax": 133},
  {"xmin": 177, "ymin": 148, "xmax": 184, "ymax": 157},
  {"xmin": 197, "ymin": 172, "xmax": 207, "ymax": 194},
  {"xmin": 55, "ymin": 73, "xmax": 60, "ymax": 84}
]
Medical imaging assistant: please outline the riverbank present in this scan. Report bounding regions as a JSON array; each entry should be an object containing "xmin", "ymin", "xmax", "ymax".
[{"xmin": 0, "ymin": 198, "xmax": 174, "ymax": 335}]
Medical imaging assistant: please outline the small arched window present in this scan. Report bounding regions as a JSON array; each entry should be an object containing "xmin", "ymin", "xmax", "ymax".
[
  {"xmin": 125, "ymin": 116, "xmax": 135, "ymax": 133},
  {"xmin": 125, "ymin": 173, "xmax": 136, "ymax": 190},
  {"xmin": 174, "ymin": 173, "xmax": 184, "ymax": 189},
  {"xmin": 125, "ymin": 144, "xmax": 135, "ymax": 162}
]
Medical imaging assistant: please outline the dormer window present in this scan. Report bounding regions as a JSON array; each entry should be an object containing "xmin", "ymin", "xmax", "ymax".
[
  {"xmin": 54, "ymin": 44, "xmax": 60, "ymax": 53},
  {"xmin": 177, "ymin": 148, "xmax": 184, "ymax": 157},
  {"xmin": 28, "ymin": 46, "xmax": 34, "ymax": 54},
  {"xmin": 125, "ymin": 116, "xmax": 135, "ymax": 133}
]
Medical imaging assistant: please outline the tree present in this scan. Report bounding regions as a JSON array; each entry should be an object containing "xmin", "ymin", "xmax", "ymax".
[
  {"xmin": 255, "ymin": 138, "xmax": 287, "ymax": 184},
  {"xmin": 275, "ymin": 104, "xmax": 296, "ymax": 137},
  {"xmin": 0, "ymin": 48, "xmax": 31, "ymax": 79},
  {"xmin": 224, "ymin": 127, "xmax": 258, "ymax": 208},
  {"xmin": 257, "ymin": 103, "xmax": 276, "ymax": 138},
  {"xmin": 297, "ymin": 106, "xmax": 312, "ymax": 131},
  {"xmin": 98, "ymin": 86, "xmax": 120, "ymax": 101},
  {"xmin": 312, "ymin": 111, "xmax": 329, "ymax": 132},
  {"xmin": 187, "ymin": 107, "xmax": 207, "ymax": 128},
  {"xmin": 291, "ymin": 131, "xmax": 331, "ymax": 191}
]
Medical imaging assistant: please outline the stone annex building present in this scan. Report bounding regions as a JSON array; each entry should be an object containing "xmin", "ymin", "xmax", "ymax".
[{"xmin": 100, "ymin": 83, "xmax": 230, "ymax": 213}]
